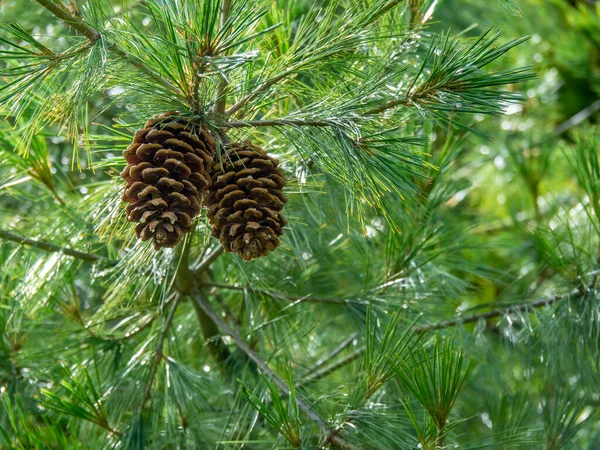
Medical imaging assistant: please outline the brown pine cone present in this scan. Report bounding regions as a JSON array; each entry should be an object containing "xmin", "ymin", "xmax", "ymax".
[
  {"xmin": 204, "ymin": 141, "xmax": 287, "ymax": 261},
  {"xmin": 121, "ymin": 114, "xmax": 216, "ymax": 249}
]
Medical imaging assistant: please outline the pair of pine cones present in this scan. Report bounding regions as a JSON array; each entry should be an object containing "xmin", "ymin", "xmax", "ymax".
[{"xmin": 121, "ymin": 114, "xmax": 287, "ymax": 261}]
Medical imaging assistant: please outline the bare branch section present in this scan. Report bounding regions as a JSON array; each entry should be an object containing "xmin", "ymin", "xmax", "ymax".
[
  {"xmin": 414, "ymin": 292, "xmax": 570, "ymax": 332},
  {"xmin": 0, "ymin": 230, "xmax": 104, "ymax": 263},
  {"xmin": 299, "ymin": 347, "xmax": 364, "ymax": 387},
  {"xmin": 176, "ymin": 241, "xmax": 231, "ymax": 364},
  {"xmin": 362, "ymin": 95, "xmax": 413, "ymax": 116},
  {"xmin": 189, "ymin": 289, "xmax": 359, "ymax": 450},
  {"xmin": 35, "ymin": 0, "xmax": 100, "ymax": 41},
  {"xmin": 34, "ymin": 0, "xmax": 174, "ymax": 91}
]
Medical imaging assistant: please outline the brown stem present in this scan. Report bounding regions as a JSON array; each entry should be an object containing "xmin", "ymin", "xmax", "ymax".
[
  {"xmin": 298, "ymin": 348, "xmax": 364, "ymax": 387},
  {"xmin": 189, "ymin": 289, "xmax": 359, "ymax": 450},
  {"xmin": 34, "ymin": 0, "xmax": 175, "ymax": 91},
  {"xmin": 35, "ymin": 0, "xmax": 100, "ymax": 41},
  {"xmin": 413, "ymin": 291, "xmax": 570, "ymax": 333},
  {"xmin": 0, "ymin": 230, "xmax": 105, "ymax": 262},
  {"xmin": 175, "ymin": 242, "xmax": 230, "ymax": 363},
  {"xmin": 362, "ymin": 95, "xmax": 415, "ymax": 116}
]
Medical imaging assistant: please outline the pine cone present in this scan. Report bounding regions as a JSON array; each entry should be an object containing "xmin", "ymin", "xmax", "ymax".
[
  {"xmin": 204, "ymin": 141, "xmax": 287, "ymax": 261},
  {"xmin": 121, "ymin": 114, "xmax": 216, "ymax": 249}
]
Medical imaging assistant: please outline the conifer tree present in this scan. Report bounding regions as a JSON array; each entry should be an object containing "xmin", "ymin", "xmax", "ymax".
[{"xmin": 1, "ymin": 0, "xmax": 599, "ymax": 449}]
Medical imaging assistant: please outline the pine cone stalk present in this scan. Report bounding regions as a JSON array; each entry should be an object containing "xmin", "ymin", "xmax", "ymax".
[
  {"xmin": 204, "ymin": 141, "xmax": 287, "ymax": 261},
  {"xmin": 121, "ymin": 114, "xmax": 216, "ymax": 249}
]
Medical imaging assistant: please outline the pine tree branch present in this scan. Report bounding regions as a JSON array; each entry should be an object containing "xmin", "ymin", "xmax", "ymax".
[
  {"xmin": 221, "ymin": 118, "xmax": 333, "ymax": 128},
  {"xmin": 117, "ymin": 294, "xmax": 178, "ymax": 341},
  {"xmin": 225, "ymin": 70, "xmax": 294, "ymax": 117},
  {"xmin": 201, "ymin": 282, "xmax": 365, "ymax": 305},
  {"xmin": 413, "ymin": 292, "xmax": 567, "ymax": 333},
  {"xmin": 213, "ymin": 0, "xmax": 232, "ymax": 115},
  {"xmin": 298, "ymin": 348, "xmax": 364, "ymax": 387},
  {"xmin": 300, "ymin": 333, "xmax": 359, "ymax": 380},
  {"xmin": 301, "ymin": 290, "xmax": 582, "ymax": 385},
  {"xmin": 313, "ymin": 292, "xmax": 582, "ymax": 446},
  {"xmin": 222, "ymin": 0, "xmax": 408, "ymax": 118},
  {"xmin": 0, "ymin": 230, "xmax": 106, "ymax": 263},
  {"xmin": 138, "ymin": 294, "xmax": 183, "ymax": 413},
  {"xmin": 221, "ymin": 64, "xmax": 568, "ymax": 132},
  {"xmin": 189, "ymin": 288, "xmax": 359, "ymax": 450},
  {"xmin": 189, "ymin": 289, "xmax": 232, "ymax": 363},
  {"xmin": 34, "ymin": 0, "xmax": 174, "ymax": 91},
  {"xmin": 222, "ymin": 72, "xmax": 418, "ymax": 123},
  {"xmin": 35, "ymin": 0, "xmax": 100, "ymax": 41},
  {"xmin": 193, "ymin": 247, "xmax": 224, "ymax": 276},
  {"xmin": 361, "ymin": 95, "xmax": 416, "ymax": 116},
  {"xmin": 175, "ymin": 240, "xmax": 231, "ymax": 364}
]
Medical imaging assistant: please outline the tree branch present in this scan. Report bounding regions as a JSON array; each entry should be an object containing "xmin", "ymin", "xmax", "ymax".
[
  {"xmin": 35, "ymin": 0, "xmax": 100, "ymax": 41},
  {"xmin": 222, "ymin": 0, "xmax": 407, "ymax": 119},
  {"xmin": 34, "ymin": 0, "xmax": 175, "ymax": 91},
  {"xmin": 300, "ymin": 332, "xmax": 358, "ymax": 379},
  {"xmin": 221, "ymin": 118, "xmax": 334, "ymax": 128},
  {"xmin": 553, "ymin": 98, "xmax": 600, "ymax": 136},
  {"xmin": 314, "ymin": 289, "xmax": 582, "ymax": 447},
  {"xmin": 201, "ymin": 281, "xmax": 365, "ymax": 306},
  {"xmin": 298, "ymin": 348, "xmax": 364, "ymax": 387},
  {"xmin": 213, "ymin": 0, "xmax": 232, "ymax": 115},
  {"xmin": 300, "ymin": 290, "xmax": 581, "ymax": 385},
  {"xmin": 193, "ymin": 247, "xmax": 224, "ymax": 276},
  {"xmin": 189, "ymin": 289, "xmax": 359, "ymax": 450},
  {"xmin": 0, "ymin": 230, "xmax": 105, "ymax": 263},
  {"xmin": 173, "ymin": 239, "xmax": 231, "ymax": 363},
  {"xmin": 414, "ymin": 291, "xmax": 570, "ymax": 333},
  {"xmin": 225, "ymin": 70, "xmax": 294, "ymax": 116},
  {"xmin": 223, "ymin": 0, "xmax": 412, "ymax": 119},
  {"xmin": 189, "ymin": 290, "xmax": 232, "ymax": 363},
  {"xmin": 361, "ymin": 95, "xmax": 414, "ymax": 116}
]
